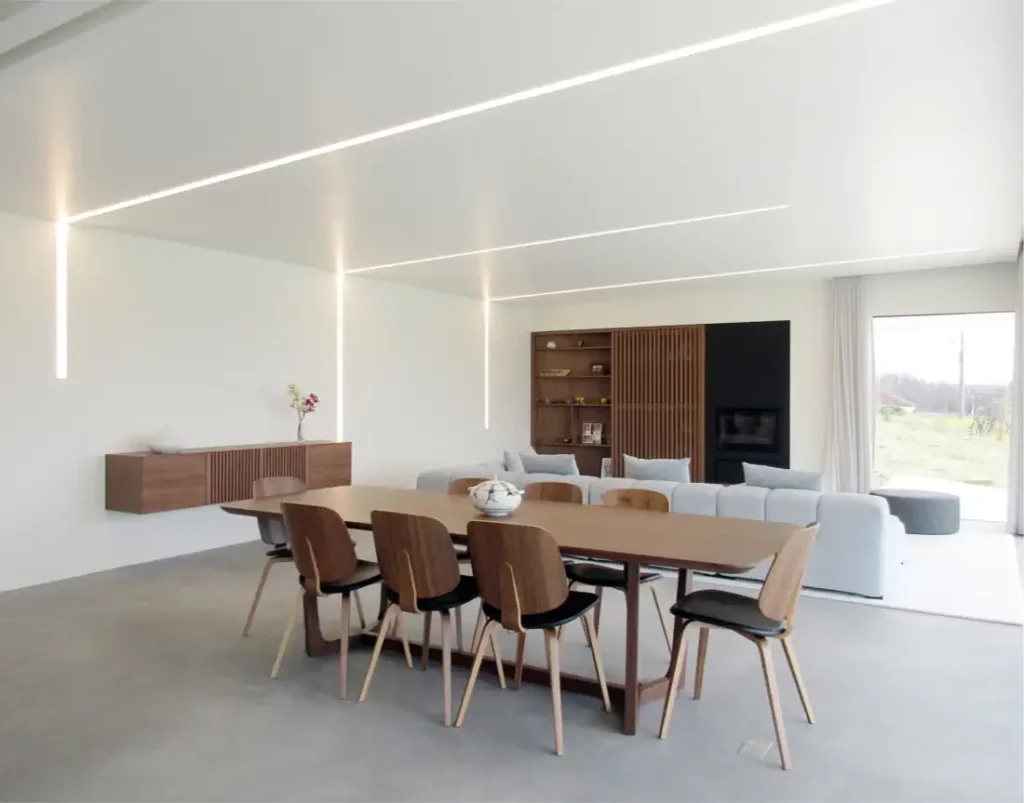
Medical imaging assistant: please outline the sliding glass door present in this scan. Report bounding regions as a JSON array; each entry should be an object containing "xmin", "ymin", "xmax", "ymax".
[{"xmin": 873, "ymin": 313, "xmax": 1014, "ymax": 523}]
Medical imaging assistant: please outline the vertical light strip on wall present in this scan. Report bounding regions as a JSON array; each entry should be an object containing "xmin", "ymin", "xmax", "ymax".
[
  {"xmin": 335, "ymin": 266, "xmax": 345, "ymax": 440},
  {"xmin": 55, "ymin": 219, "xmax": 69, "ymax": 379},
  {"xmin": 483, "ymin": 298, "xmax": 491, "ymax": 430}
]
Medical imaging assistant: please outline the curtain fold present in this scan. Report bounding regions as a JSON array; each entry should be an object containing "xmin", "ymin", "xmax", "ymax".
[
  {"xmin": 826, "ymin": 276, "xmax": 874, "ymax": 493},
  {"xmin": 1008, "ymin": 244, "xmax": 1023, "ymax": 535}
]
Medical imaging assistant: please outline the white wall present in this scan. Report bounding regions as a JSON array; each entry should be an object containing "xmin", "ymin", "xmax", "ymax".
[
  {"xmin": 530, "ymin": 262, "xmax": 1018, "ymax": 474},
  {"xmin": 0, "ymin": 211, "xmax": 337, "ymax": 591},
  {"xmin": 343, "ymin": 275, "xmax": 531, "ymax": 487}
]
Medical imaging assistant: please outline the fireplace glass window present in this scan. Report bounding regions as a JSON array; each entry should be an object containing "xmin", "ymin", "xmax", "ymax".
[{"xmin": 717, "ymin": 408, "xmax": 779, "ymax": 452}]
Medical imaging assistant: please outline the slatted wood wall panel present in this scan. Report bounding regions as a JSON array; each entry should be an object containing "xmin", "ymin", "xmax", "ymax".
[
  {"xmin": 612, "ymin": 325, "xmax": 705, "ymax": 480},
  {"xmin": 208, "ymin": 449, "xmax": 261, "ymax": 504},
  {"xmin": 260, "ymin": 445, "xmax": 306, "ymax": 482}
]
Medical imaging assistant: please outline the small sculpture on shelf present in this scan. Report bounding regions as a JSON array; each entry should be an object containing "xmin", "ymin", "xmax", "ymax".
[
  {"xmin": 561, "ymin": 437, "xmax": 573, "ymax": 444},
  {"xmin": 545, "ymin": 340, "xmax": 557, "ymax": 350},
  {"xmin": 600, "ymin": 396, "xmax": 610, "ymax": 405},
  {"xmin": 575, "ymin": 339, "xmax": 584, "ymax": 347},
  {"xmin": 574, "ymin": 395, "xmax": 585, "ymax": 404}
]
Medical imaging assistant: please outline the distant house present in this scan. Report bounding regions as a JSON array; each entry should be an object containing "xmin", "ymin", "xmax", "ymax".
[{"xmin": 878, "ymin": 391, "xmax": 916, "ymax": 413}]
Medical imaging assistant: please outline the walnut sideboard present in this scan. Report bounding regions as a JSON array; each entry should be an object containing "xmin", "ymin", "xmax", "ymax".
[{"xmin": 105, "ymin": 441, "xmax": 352, "ymax": 514}]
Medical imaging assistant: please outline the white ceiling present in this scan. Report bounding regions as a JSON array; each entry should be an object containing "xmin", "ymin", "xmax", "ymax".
[{"xmin": 0, "ymin": 0, "xmax": 1019, "ymax": 302}]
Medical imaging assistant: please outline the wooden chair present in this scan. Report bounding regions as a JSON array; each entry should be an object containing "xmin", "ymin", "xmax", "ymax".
[
  {"xmin": 359, "ymin": 511, "xmax": 485, "ymax": 726},
  {"xmin": 659, "ymin": 524, "xmax": 820, "ymax": 770},
  {"xmin": 447, "ymin": 477, "xmax": 491, "ymax": 649},
  {"xmin": 242, "ymin": 477, "xmax": 366, "ymax": 637},
  {"xmin": 523, "ymin": 481, "xmax": 584, "ymax": 504},
  {"xmin": 448, "ymin": 477, "xmax": 489, "ymax": 495},
  {"xmin": 455, "ymin": 519, "xmax": 611, "ymax": 756},
  {"xmin": 561, "ymin": 489, "xmax": 672, "ymax": 653},
  {"xmin": 271, "ymin": 503, "xmax": 383, "ymax": 699}
]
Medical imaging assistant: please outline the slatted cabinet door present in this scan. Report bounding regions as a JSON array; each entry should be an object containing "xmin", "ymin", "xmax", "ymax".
[{"xmin": 611, "ymin": 326, "xmax": 705, "ymax": 480}]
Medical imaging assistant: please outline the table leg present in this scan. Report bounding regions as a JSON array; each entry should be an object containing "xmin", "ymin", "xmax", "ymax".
[
  {"xmin": 667, "ymin": 569, "xmax": 692, "ymax": 688},
  {"xmin": 622, "ymin": 561, "xmax": 641, "ymax": 735},
  {"xmin": 303, "ymin": 591, "xmax": 341, "ymax": 657}
]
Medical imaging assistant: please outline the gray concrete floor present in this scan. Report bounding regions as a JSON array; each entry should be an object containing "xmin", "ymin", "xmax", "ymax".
[{"xmin": 1, "ymin": 541, "xmax": 1021, "ymax": 802}]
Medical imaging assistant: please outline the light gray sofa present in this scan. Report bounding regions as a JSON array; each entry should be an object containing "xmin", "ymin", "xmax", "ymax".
[{"xmin": 416, "ymin": 462, "xmax": 905, "ymax": 599}]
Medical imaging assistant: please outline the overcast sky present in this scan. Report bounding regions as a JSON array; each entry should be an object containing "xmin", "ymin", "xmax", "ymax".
[{"xmin": 874, "ymin": 313, "xmax": 1015, "ymax": 386}]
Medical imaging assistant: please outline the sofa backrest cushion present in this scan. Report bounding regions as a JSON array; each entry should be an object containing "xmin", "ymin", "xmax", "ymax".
[
  {"xmin": 623, "ymin": 454, "xmax": 691, "ymax": 483},
  {"xmin": 717, "ymin": 485, "xmax": 769, "ymax": 520},
  {"xmin": 743, "ymin": 462, "xmax": 823, "ymax": 492},
  {"xmin": 504, "ymin": 447, "xmax": 537, "ymax": 473},
  {"xmin": 520, "ymin": 452, "xmax": 580, "ymax": 476}
]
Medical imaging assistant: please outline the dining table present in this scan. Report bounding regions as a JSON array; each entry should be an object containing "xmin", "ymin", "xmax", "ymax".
[{"xmin": 222, "ymin": 484, "xmax": 802, "ymax": 735}]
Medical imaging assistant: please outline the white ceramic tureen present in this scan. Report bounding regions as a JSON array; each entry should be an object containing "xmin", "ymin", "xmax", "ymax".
[{"xmin": 468, "ymin": 477, "xmax": 523, "ymax": 517}]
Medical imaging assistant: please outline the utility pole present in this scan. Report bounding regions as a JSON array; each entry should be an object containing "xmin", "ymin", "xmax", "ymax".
[{"xmin": 958, "ymin": 330, "xmax": 966, "ymax": 418}]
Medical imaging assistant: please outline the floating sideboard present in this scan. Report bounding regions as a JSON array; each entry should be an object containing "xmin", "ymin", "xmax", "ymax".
[{"xmin": 105, "ymin": 440, "xmax": 352, "ymax": 514}]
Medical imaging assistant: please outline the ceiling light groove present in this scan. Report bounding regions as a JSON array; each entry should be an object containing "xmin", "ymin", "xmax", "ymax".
[
  {"xmin": 66, "ymin": 0, "xmax": 898, "ymax": 223},
  {"xmin": 490, "ymin": 248, "xmax": 980, "ymax": 302},
  {"xmin": 345, "ymin": 205, "xmax": 789, "ymax": 274}
]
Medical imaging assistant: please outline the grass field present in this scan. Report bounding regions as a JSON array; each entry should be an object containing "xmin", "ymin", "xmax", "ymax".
[{"xmin": 875, "ymin": 412, "xmax": 1009, "ymax": 487}]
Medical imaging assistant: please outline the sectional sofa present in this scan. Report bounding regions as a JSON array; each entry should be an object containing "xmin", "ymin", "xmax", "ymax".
[{"xmin": 416, "ymin": 460, "xmax": 905, "ymax": 599}]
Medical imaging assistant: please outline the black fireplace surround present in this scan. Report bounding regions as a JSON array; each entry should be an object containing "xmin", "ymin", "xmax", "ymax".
[{"xmin": 704, "ymin": 322, "xmax": 790, "ymax": 484}]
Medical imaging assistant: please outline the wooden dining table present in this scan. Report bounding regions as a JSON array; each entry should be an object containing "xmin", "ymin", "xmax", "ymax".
[{"xmin": 222, "ymin": 485, "xmax": 802, "ymax": 735}]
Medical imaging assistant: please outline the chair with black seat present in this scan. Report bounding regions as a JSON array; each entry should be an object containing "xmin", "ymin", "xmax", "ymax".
[
  {"xmin": 455, "ymin": 519, "xmax": 611, "ymax": 756},
  {"xmin": 271, "ymin": 503, "xmax": 383, "ymax": 699},
  {"xmin": 561, "ymin": 488, "xmax": 672, "ymax": 653},
  {"xmin": 447, "ymin": 477, "xmax": 490, "ymax": 654},
  {"xmin": 242, "ymin": 477, "xmax": 367, "ymax": 637},
  {"xmin": 659, "ymin": 523, "xmax": 820, "ymax": 770},
  {"xmin": 359, "ymin": 510, "xmax": 490, "ymax": 725}
]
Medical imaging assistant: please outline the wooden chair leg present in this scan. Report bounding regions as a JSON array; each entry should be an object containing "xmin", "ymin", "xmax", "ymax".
[
  {"xmin": 780, "ymin": 635, "xmax": 815, "ymax": 724},
  {"xmin": 421, "ymin": 611, "xmax": 432, "ymax": 671},
  {"xmin": 470, "ymin": 607, "xmax": 485, "ymax": 652},
  {"xmin": 755, "ymin": 637, "xmax": 791, "ymax": 770},
  {"xmin": 441, "ymin": 611, "xmax": 453, "ymax": 726},
  {"xmin": 358, "ymin": 605, "xmax": 398, "ymax": 702},
  {"xmin": 339, "ymin": 594, "xmax": 352, "ymax": 699},
  {"xmin": 454, "ymin": 606, "xmax": 464, "ymax": 652},
  {"xmin": 581, "ymin": 612, "xmax": 611, "ymax": 712},
  {"xmin": 455, "ymin": 620, "xmax": 495, "ymax": 728},
  {"xmin": 693, "ymin": 626, "xmax": 710, "ymax": 700},
  {"xmin": 544, "ymin": 629, "xmax": 565, "ymax": 756},
  {"xmin": 489, "ymin": 628, "xmax": 506, "ymax": 689},
  {"xmin": 592, "ymin": 587, "xmax": 605, "ymax": 635},
  {"xmin": 354, "ymin": 591, "xmax": 367, "ymax": 631},
  {"xmin": 242, "ymin": 558, "xmax": 275, "ymax": 637},
  {"xmin": 396, "ymin": 611, "xmax": 414, "ymax": 668},
  {"xmin": 514, "ymin": 632, "xmax": 526, "ymax": 690},
  {"xmin": 270, "ymin": 590, "xmax": 303, "ymax": 679},
  {"xmin": 658, "ymin": 619, "xmax": 693, "ymax": 738},
  {"xmin": 649, "ymin": 583, "xmax": 673, "ymax": 654}
]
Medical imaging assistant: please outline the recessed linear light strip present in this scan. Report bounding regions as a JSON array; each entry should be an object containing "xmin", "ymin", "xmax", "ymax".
[
  {"xmin": 55, "ymin": 219, "xmax": 69, "ymax": 379},
  {"xmin": 490, "ymin": 248, "xmax": 980, "ymax": 302},
  {"xmin": 345, "ymin": 205, "xmax": 788, "ymax": 274},
  {"xmin": 483, "ymin": 299, "xmax": 491, "ymax": 430},
  {"xmin": 65, "ymin": 0, "xmax": 896, "ymax": 224}
]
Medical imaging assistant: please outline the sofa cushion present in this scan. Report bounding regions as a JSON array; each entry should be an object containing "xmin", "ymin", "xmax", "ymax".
[
  {"xmin": 623, "ymin": 454, "xmax": 691, "ymax": 483},
  {"xmin": 671, "ymin": 483, "xmax": 723, "ymax": 516},
  {"xmin": 504, "ymin": 447, "xmax": 536, "ymax": 473},
  {"xmin": 743, "ymin": 462, "xmax": 823, "ymax": 492},
  {"xmin": 765, "ymin": 488, "xmax": 821, "ymax": 525},
  {"xmin": 717, "ymin": 485, "xmax": 769, "ymax": 520},
  {"xmin": 520, "ymin": 452, "xmax": 580, "ymax": 476}
]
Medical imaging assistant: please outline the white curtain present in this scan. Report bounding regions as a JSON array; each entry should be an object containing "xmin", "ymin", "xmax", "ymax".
[
  {"xmin": 826, "ymin": 276, "xmax": 874, "ymax": 493},
  {"xmin": 1008, "ymin": 243, "xmax": 1024, "ymax": 535}
]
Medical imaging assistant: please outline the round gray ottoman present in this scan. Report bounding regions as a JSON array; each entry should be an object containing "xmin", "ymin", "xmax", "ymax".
[{"xmin": 869, "ymin": 488, "xmax": 960, "ymax": 535}]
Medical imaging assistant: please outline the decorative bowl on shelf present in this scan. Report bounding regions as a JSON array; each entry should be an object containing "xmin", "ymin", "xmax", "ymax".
[
  {"xmin": 468, "ymin": 478, "xmax": 523, "ymax": 518},
  {"xmin": 539, "ymin": 368, "xmax": 571, "ymax": 377}
]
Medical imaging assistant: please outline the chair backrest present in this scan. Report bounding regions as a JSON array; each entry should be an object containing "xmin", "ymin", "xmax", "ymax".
[
  {"xmin": 523, "ymin": 481, "xmax": 583, "ymax": 504},
  {"xmin": 281, "ymin": 502, "xmax": 359, "ymax": 594},
  {"xmin": 758, "ymin": 524, "xmax": 820, "ymax": 622},
  {"xmin": 448, "ymin": 477, "xmax": 489, "ymax": 495},
  {"xmin": 467, "ymin": 519, "xmax": 569, "ymax": 632},
  {"xmin": 253, "ymin": 476, "xmax": 307, "ymax": 498},
  {"xmin": 254, "ymin": 477, "xmax": 308, "ymax": 546},
  {"xmin": 370, "ymin": 510, "xmax": 461, "ymax": 612},
  {"xmin": 602, "ymin": 488, "xmax": 670, "ymax": 512}
]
